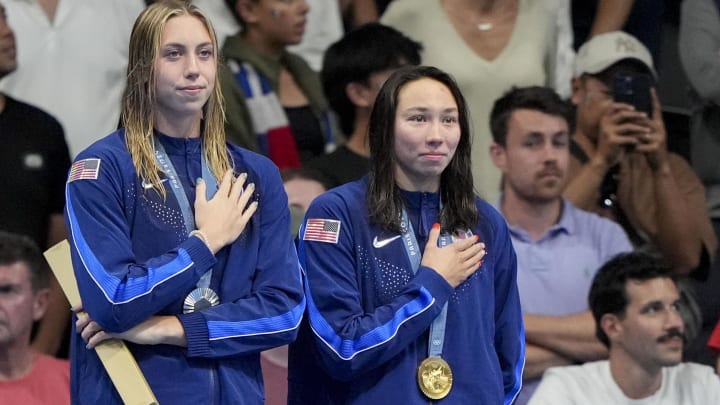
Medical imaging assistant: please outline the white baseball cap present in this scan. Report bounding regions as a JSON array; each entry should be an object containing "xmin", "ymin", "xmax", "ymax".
[{"xmin": 574, "ymin": 31, "xmax": 656, "ymax": 78}]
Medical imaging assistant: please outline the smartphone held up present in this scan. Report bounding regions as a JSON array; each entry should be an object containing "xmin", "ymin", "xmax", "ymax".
[{"xmin": 613, "ymin": 73, "xmax": 653, "ymax": 118}]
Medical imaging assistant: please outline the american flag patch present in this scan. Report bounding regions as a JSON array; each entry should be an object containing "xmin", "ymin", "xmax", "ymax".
[
  {"xmin": 303, "ymin": 218, "xmax": 341, "ymax": 244},
  {"xmin": 67, "ymin": 158, "xmax": 101, "ymax": 183}
]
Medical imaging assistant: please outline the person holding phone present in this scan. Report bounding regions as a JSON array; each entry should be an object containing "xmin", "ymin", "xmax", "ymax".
[
  {"xmin": 563, "ymin": 33, "xmax": 714, "ymax": 363},
  {"xmin": 564, "ymin": 31, "xmax": 716, "ymax": 278}
]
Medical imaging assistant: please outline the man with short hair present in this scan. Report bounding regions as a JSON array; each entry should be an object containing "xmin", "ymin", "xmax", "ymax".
[
  {"xmin": 489, "ymin": 86, "xmax": 633, "ymax": 403},
  {"xmin": 565, "ymin": 31, "xmax": 716, "ymax": 276},
  {"xmin": 0, "ymin": 231, "xmax": 69, "ymax": 404},
  {"xmin": 530, "ymin": 252, "xmax": 720, "ymax": 404},
  {"xmin": 306, "ymin": 22, "xmax": 421, "ymax": 187}
]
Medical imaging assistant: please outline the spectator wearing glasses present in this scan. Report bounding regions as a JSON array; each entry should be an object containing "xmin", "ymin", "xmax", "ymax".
[{"xmin": 564, "ymin": 31, "xmax": 716, "ymax": 277}]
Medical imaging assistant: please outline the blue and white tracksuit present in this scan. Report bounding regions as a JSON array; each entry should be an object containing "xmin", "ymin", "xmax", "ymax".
[
  {"xmin": 288, "ymin": 178, "xmax": 524, "ymax": 404},
  {"xmin": 65, "ymin": 130, "xmax": 304, "ymax": 404}
]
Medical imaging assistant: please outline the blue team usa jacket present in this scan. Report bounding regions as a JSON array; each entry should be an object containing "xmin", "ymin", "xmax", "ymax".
[
  {"xmin": 288, "ymin": 179, "xmax": 525, "ymax": 404},
  {"xmin": 65, "ymin": 130, "xmax": 305, "ymax": 405}
]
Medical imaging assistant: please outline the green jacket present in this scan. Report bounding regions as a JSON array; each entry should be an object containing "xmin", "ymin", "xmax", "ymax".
[{"xmin": 219, "ymin": 34, "xmax": 335, "ymax": 153}]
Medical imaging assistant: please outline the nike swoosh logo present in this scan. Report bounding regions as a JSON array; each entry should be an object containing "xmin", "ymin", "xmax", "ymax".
[
  {"xmin": 142, "ymin": 178, "xmax": 169, "ymax": 189},
  {"xmin": 373, "ymin": 235, "xmax": 401, "ymax": 248}
]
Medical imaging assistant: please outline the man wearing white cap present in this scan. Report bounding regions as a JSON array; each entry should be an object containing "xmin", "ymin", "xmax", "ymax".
[{"xmin": 564, "ymin": 31, "xmax": 716, "ymax": 278}]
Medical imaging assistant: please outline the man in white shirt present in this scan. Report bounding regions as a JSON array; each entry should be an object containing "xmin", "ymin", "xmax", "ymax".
[
  {"xmin": 0, "ymin": 0, "xmax": 144, "ymax": 156},
  {"xmin": 530, "ymin": 252, "xmax": 720, "ymax": 404}
]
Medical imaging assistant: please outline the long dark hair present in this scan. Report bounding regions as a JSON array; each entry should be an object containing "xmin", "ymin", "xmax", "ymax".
[{"xmin": 367, "ymin": 66, "xmax": 477, "ymax": 233}]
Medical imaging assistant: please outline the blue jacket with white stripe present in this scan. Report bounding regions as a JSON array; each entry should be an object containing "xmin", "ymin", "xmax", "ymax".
[
  {"xmin": 288, "ymin": 178, "xmax": 524, "ymax": 404},
  {"xmin": 65, "ymin": 129, "xmax": 304, "ymax": 405}
]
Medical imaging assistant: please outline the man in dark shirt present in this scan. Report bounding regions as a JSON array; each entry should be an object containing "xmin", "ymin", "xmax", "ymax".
[{"xmin": 307, "ymin": 23, "xmax": 421, "ymax": 187}]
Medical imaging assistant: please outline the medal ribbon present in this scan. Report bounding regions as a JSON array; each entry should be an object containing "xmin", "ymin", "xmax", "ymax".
[
  {"xmin": 154, "ymin": 137, "xmax": 218, "ymax": 289},
  {"xmin": 400, "ymin": 206, "xmax": 449, "ymax": 359}
]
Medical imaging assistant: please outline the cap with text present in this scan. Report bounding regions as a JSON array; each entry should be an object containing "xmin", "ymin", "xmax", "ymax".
[{"xmin": 574, "ymin": 31, "xmax": 656, "ymax": 78}]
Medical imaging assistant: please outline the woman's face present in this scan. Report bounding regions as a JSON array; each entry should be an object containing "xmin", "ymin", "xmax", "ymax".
[
  {"xmin": 153, "ymin": 14, "xmax": 216, "ymax": 122},
  {"xmin": 392, "ymin": 78, "xmax": 461, "ymax": 192}
]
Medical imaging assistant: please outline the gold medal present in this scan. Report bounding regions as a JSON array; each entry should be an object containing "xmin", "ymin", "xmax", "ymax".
[{"xmin": 417, "ymin": 356, "xmax": 453, "ymax": 400}]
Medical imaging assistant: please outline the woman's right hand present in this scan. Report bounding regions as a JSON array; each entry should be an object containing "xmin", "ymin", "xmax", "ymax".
[
  {"xmin": 421, "ymin": 224, "xmax": 486, "ymax": 288},
  {"xmin": 75, "ymin": 307, "xmax": 112, "ymax": 349},
  {"xmin": 75, "ymin": 306, "xmax": 187, "ymax": 348},
  {"xmin": 194, "ymin": 170, "xmax": 258, "ymax": 253}
]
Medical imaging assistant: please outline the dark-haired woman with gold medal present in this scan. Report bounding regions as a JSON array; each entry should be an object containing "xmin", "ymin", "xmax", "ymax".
[{"xmin": 288, "ymin": 66, "xmax": 524, "ymax": 404}]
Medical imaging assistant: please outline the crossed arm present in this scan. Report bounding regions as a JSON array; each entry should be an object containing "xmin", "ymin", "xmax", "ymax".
[{"xmin": 523, "ymin": 312, "xmax": 607, "ymax": 379}]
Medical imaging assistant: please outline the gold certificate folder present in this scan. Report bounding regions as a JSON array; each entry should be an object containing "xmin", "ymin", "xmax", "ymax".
[{"xmin": 44, "ymin": 240, "xmax": 158, "ymax": 405}]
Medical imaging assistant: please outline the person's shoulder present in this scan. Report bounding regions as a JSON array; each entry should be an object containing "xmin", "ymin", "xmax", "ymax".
[
  {"xmin": 544, "ymin": 360, "xmax": 607, "ymax": 381},
  {"xmin": 668, "ymin": 362, "xmax": 718, "ymax": 379},
  {"xmin": 311, "ymin": 178, "xmax": 366, "ymax": 210},
  {"xmin": 4, "ymin": 96, "xmax": 63, "ymax": 131},
  {"xmin": 221, "ymin": 32, "xmax": 243, "ymax": 55},
  {"xmin": 563, "ymin": 199, "xmax": 626, "ymax": 233},
  {"xmin": 35, "ymin": 353, "xmax": 70, "ymax": 367},
  {"xmin": 472, "ymin": 197, "xmax": 512, "ymax": 246},
  {"xmin": 667, "ymin": 152, "xmax": 699, "ymax": 174},
  {"xmin": 321, "ymin": 178, "xmax": 366, "ymax": 199},
  {"xmin": 33, "ymin": 353, "xmax": 70, "ymax": 375},
  {"xmin": 531, "ymin": 361, "xmax": 611, "ymax": 405},
  {"xmin": 657, "ymin": 152, "xmax": 708, "ymax": 188},
  {"xmin": 31, "ymin": 354, "xmax": 70, "ymax": 391},
  {"xmin": 663, "ymin": 362, "xmax": 720, "ymax": 397},
  {"xmin": 475, "ymin": 197, "xmax": 506, "ymax": 226},
  {"xmin": 284, "ymin": 50, "xmax": 315, "ymax": 72},
  {"xmin": 226, "ymin": 142, "xmax": 278, "ymax": 175},
  {"xmin": 5, "ymin": 96, "xmax": 55, "ymax": 120}
]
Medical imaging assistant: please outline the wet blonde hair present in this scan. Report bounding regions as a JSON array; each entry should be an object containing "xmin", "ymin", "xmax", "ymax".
[{"xmin": 121, "ymin": 0, "xmax": 230, "ymax": 196}]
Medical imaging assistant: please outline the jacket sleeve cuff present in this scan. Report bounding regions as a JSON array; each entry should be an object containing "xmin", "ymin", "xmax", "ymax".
[
  {"xmin": 178, "ymin": 312, "xmax": 210, "ymax": 357},
  {"xmin": 180, "ymin": 235, "xmax": 217, "ymax": 278},
  {"xmin": 414, "ymin": 266, "xmax": 454, "ymax": 305}
]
